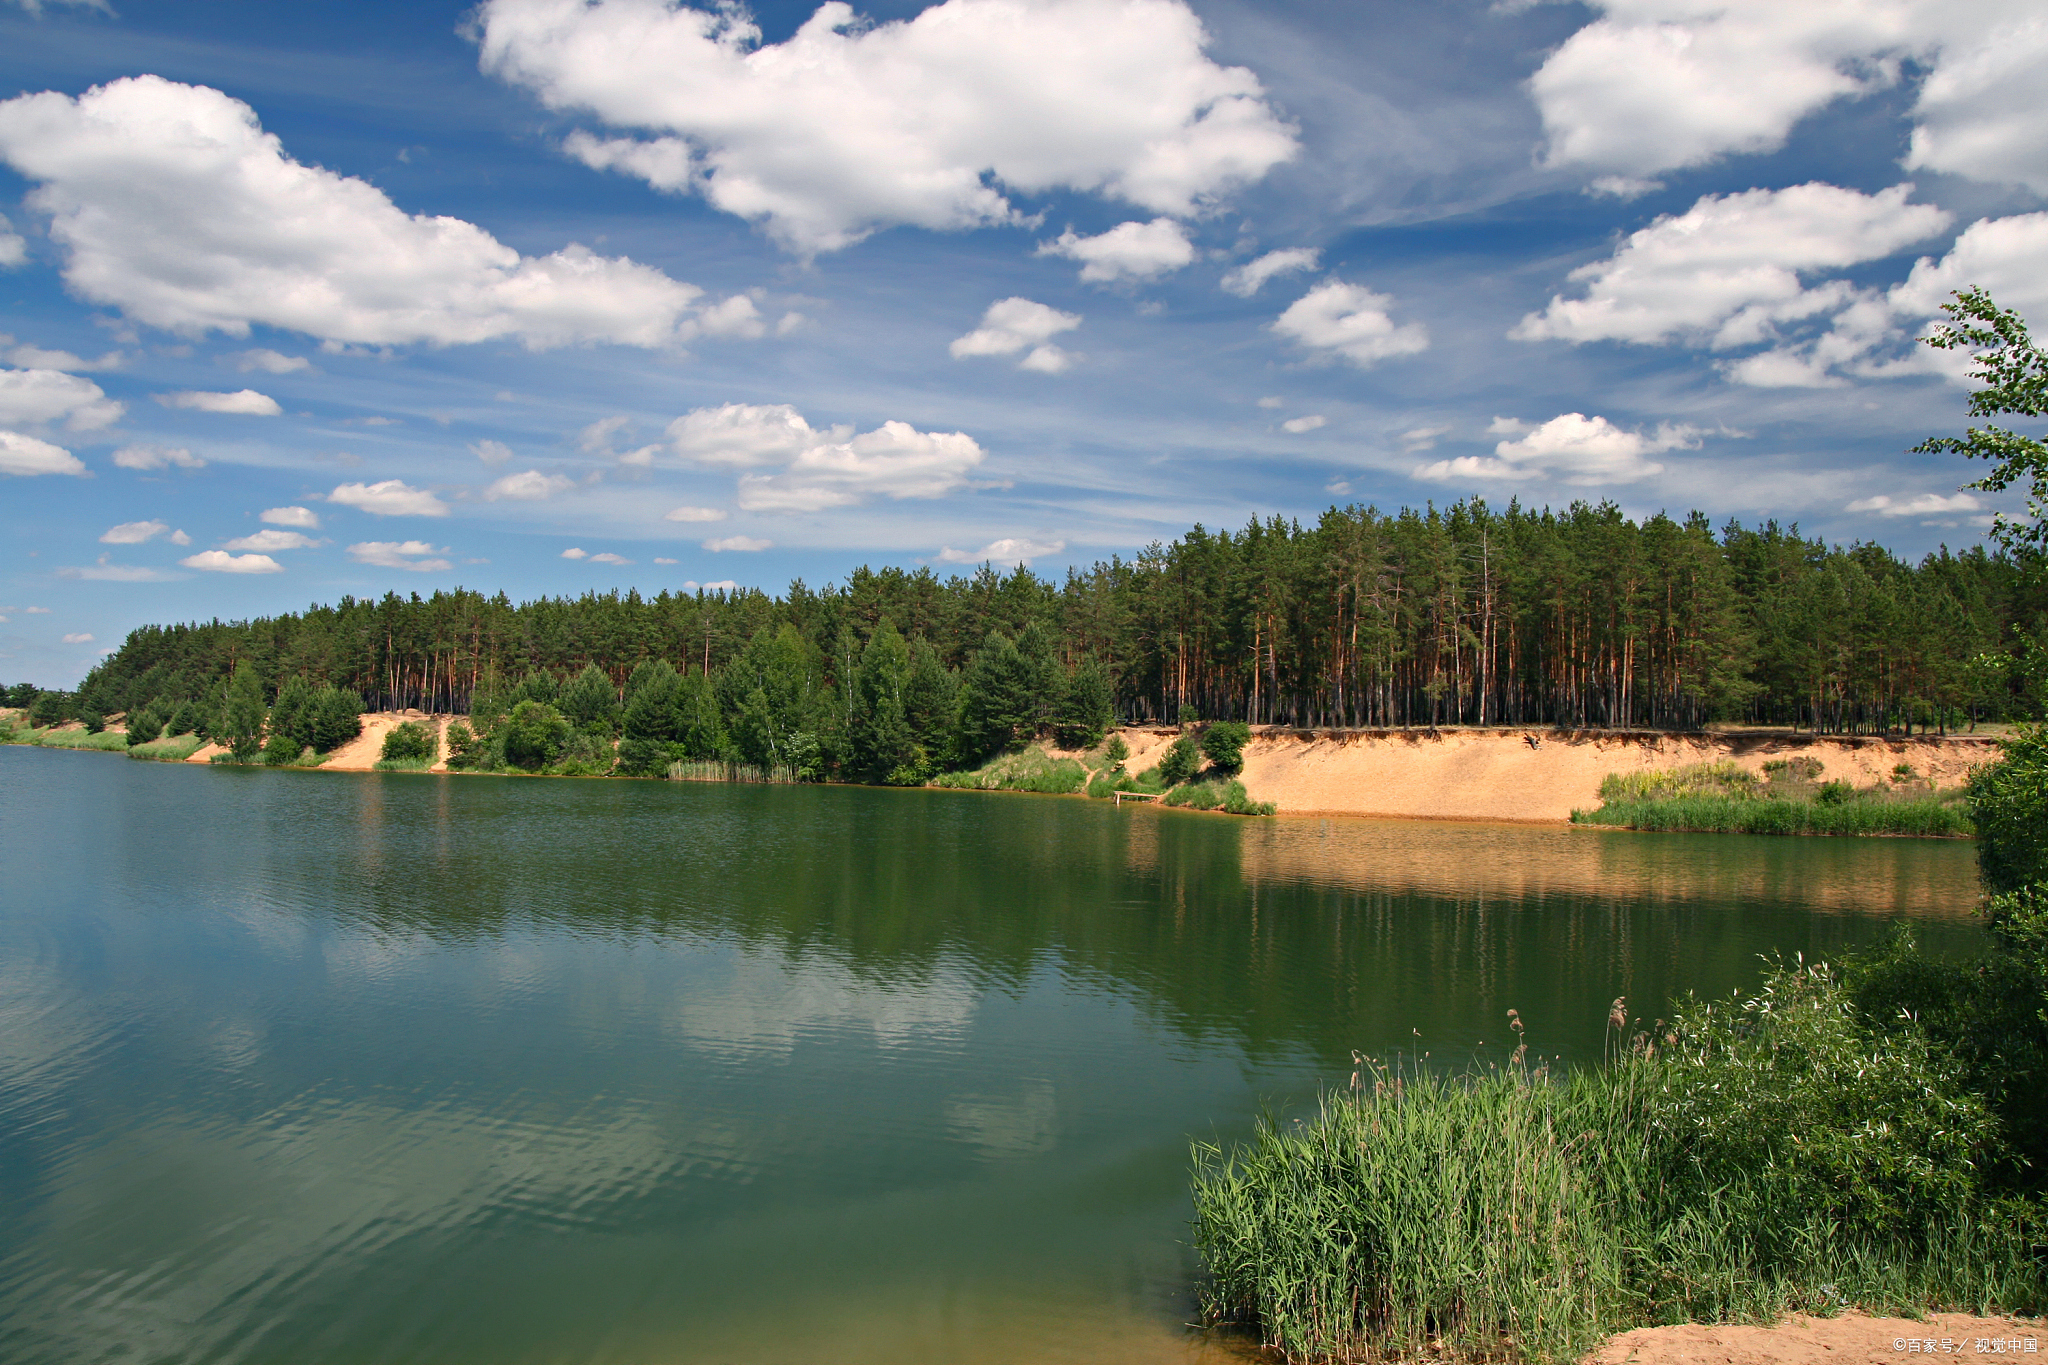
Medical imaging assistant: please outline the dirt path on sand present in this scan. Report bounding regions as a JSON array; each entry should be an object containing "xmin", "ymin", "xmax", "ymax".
[{"xmin": 1586, "ymin": 1311, "xmax": 2039, "ymax": 1365}]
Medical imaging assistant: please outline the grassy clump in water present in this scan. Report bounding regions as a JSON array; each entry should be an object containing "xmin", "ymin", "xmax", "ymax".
[
  {"xmin": 1192, "ymin": 965, "xmax": 2045, "ymax": 1364},
  {"xmin": 1573, "ymin": 759, "xmax": 1973, "ymax": 837},
  {"xmin": 930, "ymin": 746, "xmax": 1088, "ymax": 794}
]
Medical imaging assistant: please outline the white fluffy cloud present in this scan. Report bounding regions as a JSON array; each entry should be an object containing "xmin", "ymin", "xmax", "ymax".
[
  {"xmin": 232, "ymin": 349, "xmax": 309, "ymax": 374},
  {"xmin": 470, "ymin": 438, "xmax": 515, "ymax": 465},
  {"xmin": 62, "ymin": 632, "xmax": 95, "ymax": 644},
  {"xmin": 1530, "ymin": 1, "xmax": 2048, "ymax": 194},
  {"xmin": 222, "ymin": 529, "xmax": 319, "ymax": 551},
  {"xmin": 1273, "ymin": 281, "xmax": 1428, "ymax": 367},
  {"xmin": 1889, "ymin": 211, "xmax": 2048, "ymax": 326},
  {"xmin": 1515, "ymin": 184, "xmax": 1950, "ymax": 347},
  {"xmin": 1281, "ymin": 414, "xmax": 1326, "ymax": 433},
  {"xmin": 736, "ymin": 420, "xmax": 985, "ymax": 512},
  {"xmin": 113, "ymin": 444, "xmax": 205, "ymax": 470},
  {"xmin": 1038, "ymin": 219, "xmax": 1195, "ymax": 283},
  {"xmin": 484, "ymin": 469, "xmax": 575, "ymax": 501},
  {"xmin": 329, "ymin": 479, "xmax": 449, "ymax": 517},
  {"xmin": 950, "ymin": 297, "xmax": 1082, "ymax": 373},
  {"xmin": 181, "ymin": 549, "xmax": 284, "ymax": 574},
  {"xmin": 261, "ymin": 505, "xmax": 320, "ymax": 528},
  {"xmin": 155, "ymin": 388, "xmax": 282, "ymax": 415},
  {"xmin": 349, "ymin": 540, "xmax": 452, "ymax": 571},
  {"xmin": 589, "ymin": 551, "xmax": 631, "ymax": 565},
  {"xmin": 0, "ymin": 212, "xmax": 24, "ymax": 266},
  {"xmin": 1415, "ymin": 413, "xmax": 1702, "ymax": 486},
  {"xmin": 1221, "ymin": 247, "xmax": 1318, "ymax": 297},
  {"xmin": 100, "ymin": 519, "xmax": 169, "ymax": 544},
  {"xmin": 669, "ymin": 403, "xmax": 825, "ymax": 468},
  {"xmin": 477, "ymin": 0, "xmax": 1297, "ymax": 254},
  {"xmin": 0, "ymin": 366, "xmax": 123, "ymax": 429},
  {"xmin": 664, "ymin": 505, "xmax": 727, "ymax": 522},
  {"xmin": 0, "ymin": 430, "xmax": 86, "ymax": 476},
  {"xmin": 1847, "ymin": 491, "xmax": 1984, "ymax": 517},
  {"xmin": 0, "ymin": 76, "xmax": 726, "ymax": 349},
  {"xmin": 935, "ymin": 536, "xmax": 1065, "ymax": 565},
  {"xmin": 703, "ymin": 535, "xmax": 771, "ymax": 552}
]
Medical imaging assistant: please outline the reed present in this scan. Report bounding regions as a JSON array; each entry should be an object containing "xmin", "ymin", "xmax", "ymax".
[
  {"xmin": 1575, "ymin": 794, "xmax": 1972, "ymax": 837},
  {"xmin": 666, "ymin": 759, "xmax": 804, "ymax": 784},
  {"xmin": 6, "ymin": 725, "xmax": 132, "ymax": 751},
  {"xmin": 126, "ymin": 733, "xmax": 206, "ymax": 762},
  {"xmin": 1192, "ymin": 964, "xmax": 2045, "ymax": 1363},
  {"xmin": 929, "ymin": 749, "xmax": 1088, "ymax": 794}
]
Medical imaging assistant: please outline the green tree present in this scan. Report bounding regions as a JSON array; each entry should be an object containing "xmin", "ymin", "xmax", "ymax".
[
  {"xmin": 1159, "ymin": 733, "xmax": 1200, "ymax": 785},
  {"xmin": 903, "ymin": 637, "xmax": 958, "ymax": 769},
  {"xmin": 1968, "ymin": 724, "xmax": 2048, "ymax": 895},
  {"xmin": 269, "ymin": 675, "xmax": 314, "ymax": 750},
  {"xmin": 1201, "ymin": 720, "xmax": 1251, "ymax": 772},
  {"xmin": 560, "ymin": 662, "xmax": 620, "ymax": 734},
  {"xmin": 307, "ymin": 687, "xmax": 364, "ymax": 751},
  {"xmin": 850, "ymin": 620, "xmax": 916, "ymax": 782},
  {"xmin": 501, "ymin": 700, "xmax": 570, "ymax": 770},
  {"xmin": 1915, "ymin": 288, "xmax": 2048, "ymax": 563},
  {"xmin": 1053, "ymin": 657, "xmax": 1114, "ymax": 749},
  {"xmin": 380, "ymin": 721, "xmax": 438, "ymax": 764},
  {"xmin": 957, "ymin": 631, "xmax": 1037, "ymax": 759},
  {"xmin": 222, "ymin": 666, "xmax": 266, "ymax": 762}
]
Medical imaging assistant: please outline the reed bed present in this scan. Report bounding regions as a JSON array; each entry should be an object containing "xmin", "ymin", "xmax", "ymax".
[
  {"xmin": 4, "ymin": 724, "xmax": 132, "ymax": 751},
  {"xmin": 666, "ymin": 759, "xmax": 805, "ymax": 784},
  {"xmin": 1573, "ymin": 760, "xmax": 1973, "ymax": 837},
  {"xmin": 1192, "ymin": 965, "xmax": 2045, "ymax": 1363},
  {"xmin": 126, "ymin": 732, "xmax": 206, "ymax": 762},
  {"xmin": 929, "ymin": 749, "xmax": 1088, "ymax": 794}
]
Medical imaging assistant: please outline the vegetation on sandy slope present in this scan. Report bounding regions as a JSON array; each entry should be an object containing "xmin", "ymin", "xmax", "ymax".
[{"xmin": 1571, "ymin": 757, "xmax": 1974, "ymax": 836}]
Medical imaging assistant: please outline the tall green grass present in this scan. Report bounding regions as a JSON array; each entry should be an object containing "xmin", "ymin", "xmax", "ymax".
[
  {"xmin": 1573, "ymin": 760, "xmax": 1973, "ymax": 837},
  {"xmin": 930, "ymin": 748, "xmax": 1088, "ymax": 794},
  {"xmin": 3, "ymin": 724, "xmax": 131, "ymax": 752},
  {"xmin": 127, "ymin": 733, "xmax": 206, "ymax": 762},
  {"xmin": 666, "ymin": 759, "xmax": 805, "ymax": 784},
  {"xmin": 1192, "ymin": 963, "xmax": 2045, "ymax": 1363}
]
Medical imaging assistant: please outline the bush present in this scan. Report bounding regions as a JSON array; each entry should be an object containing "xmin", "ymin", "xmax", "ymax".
[
  {"xmin": 1158, "ymin": 734, "xmax": 1200, "ymax": 785},
  {"xmin": 263, "ymin": 731, "xmax": 305, "ymax": 766},
  {"xmin": 124, "ymin": 703, "xmax": 164, "ymax": 746},
  {"xmin": 1201, "ymin": 721, "xmax": 1251, "ymax": 773},
  {"xmin": 1970, "ymin": 725, "xmax": 2048, "ymax": 894},
  {"xmin": 500, "ymin": 701, "xmax": 569, "ymax": 770},
  {"xmin": 444, "ymin": 721, "xmax": 482, "ymax": 770},
  {"xmin": 380, "ymin": 721, "xmax": 438, "ymax": 765},
  {"xmin": 1102, "ymin": 734, "xmax": 1129, "ymax": 767}
]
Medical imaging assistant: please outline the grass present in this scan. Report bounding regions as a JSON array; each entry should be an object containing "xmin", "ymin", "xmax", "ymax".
[
  {"xmin": 371, "ymin": 756, "xmax": 434, "ymax": 772},
  {"xmin": 2, "ymin": 724, "xmax": 132, "ymax": 752},
  {"xmin": 930, "ymin": 746, "xmax": 1089, "ymax": 794},
  {"xmin": 666, "ymin": 759, "xmax": 805, "ymax": 783},
  {"xmin": 1163, "ymin": 774, "xmax": 1276, "ymax": 815},
  {"xmin": 127, "ymin": 733, "xmax": 206, "ymax": 762},
  {"xmin": 1572, "ymin": 760, "xmax": 1974, "ymax": 837},
  {"xmin": 1192, "ymin": 963, "xmax": 2046, "ymax": 1364}
]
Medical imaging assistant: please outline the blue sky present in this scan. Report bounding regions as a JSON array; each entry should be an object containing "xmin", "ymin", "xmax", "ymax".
[{"xmin": 2, "ymin": 0, "xmax": 2044, "ymax": 685}]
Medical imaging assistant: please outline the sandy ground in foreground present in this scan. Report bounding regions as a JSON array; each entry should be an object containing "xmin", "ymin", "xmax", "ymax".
[{"xmin": 1586, "ymin": 1312, "xmax": 2040, "ymax": 1365}]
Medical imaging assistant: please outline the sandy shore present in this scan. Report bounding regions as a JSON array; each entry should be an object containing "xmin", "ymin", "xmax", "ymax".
[
  {"xmin": 183, "ymin": 711, "xmax": 458, "ymax": 771},
  {"xmin": 1587, "ymin": 1311, "xmax": 2040, "ymax": 1365}
]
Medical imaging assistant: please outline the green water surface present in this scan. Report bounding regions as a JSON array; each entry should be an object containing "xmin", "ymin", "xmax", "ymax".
[{"xmin": 0, "ymin": 746, "xmax": 1988, "ymax": 1364}]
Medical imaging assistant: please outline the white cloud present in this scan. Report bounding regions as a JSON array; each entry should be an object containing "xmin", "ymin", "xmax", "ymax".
[
  {"xmin": 1256, "ymin": 395, "xmax": 1284, "ymax": 408},
  {"xmin": 1847, "ymin": 491, "xmax": 1984, "ymax": 517},
  {"xmin": 181, "ymin": 549, "xmax": 285, "ymax": 574},
  {"xmin": 1487, "ymin": 416, "xmax": 1531, "ymax": 436},
  {"xmin": 653, "ymin": 556, "xmax": 678, "ymax": 565},
  {"xmin": 348, "ymin": 540, "xmax": 452, "ymax": 571},
  {"xmin": 155, "ymin": 388, "xmax": 283, "ymax": 415},
  {"xmin": 0, "ymin": 76, "xmax": 721, "ymax": 349},
  {"xmin": 1221, "ymin": 247, "xmax": 1318, "ymax": 297},
  {"xmin": 589, "ymin": 551, "xmax": 631, "ymax": 565},
  {"xmin": 0, "ymin": 430, "xmax": 86, "ymax": 476},
  {"xmin": 1889, "ymin": 211, "xmax": 2048, "ymax": 328},
  {"xmin": 477, "ymin": 0, "xmax": 1298, "ymax": 254},
  {"xmin": 1325, "ymin": 478, "xmax": 1352, "ymax": 496},
  {"xmin": 1513, "ymin": 184, "xmax": 1950, "ymax": 347},
  {"xmin": 62, "ymin": 632, "xmax": 94, "ymax": 644},
  {"xmin": 578, "ymin": 415, "xmax": 631, "ymax": 455},
  {"xmin": 682, "ymin": 578, "xmax": 740, "ymax": 591},
  {"xmin": 0, "ymin": 366, "xmax": 124, "ymax": 429},
  {"xmin": 222, "ymin": 529, "xmax": 319, "ymax": 551},
  {"xmin": 484, "ymin": 468, "xmax": 574, "ymax": 501},
  {"xmin": 669, "ymin": 402, "xmax": 827, "ymax": 468},
  {"xmin": 561, "ymin": 547, "xmax": 588, "ymax": 559},
  {"xmin": 703, "ymin": 535, "xmax": 771, "ymax": 552},
  {"xmin": 736, "ymin": 420, "xmax": 984, "ymax": 512},
  {"xmin": 1281, "ymin": 414, "xmax": 1326, "ymax": 433},
  {"xmin": 233, "ymin": 348, "xmax": 309, "ymax": 374},
  {"xmin": 328, "ymin": 479, "xmax": 449, "ymax": 517},
  {"xmin": 935, "ymin": 536, "xmax": 1065, "ymax": 566},
  {"xmin": 8, "ymin": 342, "xmax": 122, "ymax": 371},
  {"xmin": 113, "ymin": 444, "xmax": 205, "ymax": 470},
  {"xmin": 950, "ymin": 297, "xmax": 1081, "ymax": 372},
  {"xmin": 0, "ymin": 211, "xmax": 23, "ymax": 266},
  {"xmin": 1529, "ymin": 1, "xmax": 2048, "ymax": 195},
  {"xmin": 1038, "ymin": 219, "xmax": 1195, "ymax": 282},
  {"xmin": 261, "ymin": 505, "xmax": 320, "ymax": 528},
  {"xmin": 1415, "ymin": 412, "xmax": 1703, "ymax": 486},
  {"xmin": 58, "ymin": 556, "xmax": 178, "ymax": 582},
  {"xmin": 664, "ymin": 505, "xmax": 727, "ymax": 522},
  {"xmin": 1402, "ymin": 425, "xmax": 1450, "ymax": 451},
  {"xmin": 469, "ymin": 438, "xmax": 514, "ymax": 465},
  {"xmin": 100, "ymin": 519, "xmax": 168, "ymax": 544},
  {"xmin": 1273, "ymin": 281, "xmax": 1428, "ymax": 367},
  {"xmin": 24, "ymin": 606, "xmax": 50, "ymax": 613},
  {"xmin": 170, "ymin": 529, "xmax": 191, "ymax": 546}
]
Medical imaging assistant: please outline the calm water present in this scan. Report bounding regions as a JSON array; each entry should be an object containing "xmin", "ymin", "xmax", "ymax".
[{"xmin": 0, "ymin": 746, "xmax": 1987, "ymax": 1365}]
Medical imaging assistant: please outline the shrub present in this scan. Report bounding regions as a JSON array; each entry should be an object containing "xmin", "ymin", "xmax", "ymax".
[
  {"xmin": 124, "ymin": 703, "xmax": 164, "ymax": 746},
  {"xmin": 263, "ymin": 731, "xmax": 305, "ymax": 766},
  {"xmin": 499, "ymin": 701, "xmax": 569, "ymax": 770},
  {"xmin": 1201, "ymin": 721, "xmax": 1251, "ymax": 773},
  {"xmin": 1970, "ymin": 725, "xmax": 2048, "ymax": 894},
  {"xmin": 444, "ymin": 721, "xmax": 482, "ymax": 770},
  {"xmin": 380, "ymin": 721, "xmax": 438, "ymax": 765},
  {"xmin": 1102, "ymin": 734, "xmax": 1129, "ymax": 767},
  {"xmin": 1158, "ymin": 734, "xmax": 1200, "ymax": 785}
]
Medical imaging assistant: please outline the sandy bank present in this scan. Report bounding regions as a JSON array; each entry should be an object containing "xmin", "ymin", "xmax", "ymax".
[
  {"xmin": 183, "ymin": 711, "xmax": 457, "ymax": 771},
  {"xmin": 1113, "ymin": 726, "xmax": 1996, "ymax": 823},
  {"xmin": 1587, "ymin": 1311, "xmax": 2039, "ymax": 1365}
]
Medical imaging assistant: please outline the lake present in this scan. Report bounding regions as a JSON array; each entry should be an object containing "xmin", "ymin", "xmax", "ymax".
[{"xmin": 0, "ymin": 745, "xmax": 1987, "ymax": 1364}]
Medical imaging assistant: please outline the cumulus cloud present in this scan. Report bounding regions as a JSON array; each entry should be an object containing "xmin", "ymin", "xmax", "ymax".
[
  {"xmin": 669, "ymin": 403, "xmax": 826, "ymax": 468},
  {"xmin": 155, "ymin": 388, "xmax": 282, "ymax": 415},
  {"xmin": 348, "ymin": 540, "xmax": 452, "ymax": 571},
  {"xmin": 935, "ymin": 536, "xmax": 1065, "ymax": 566},
  {"xmin": 233, "ymin": 348, "xmax": 309, "ymax": 373},
  {"xmin": 477, "ymin": 0, "xmax": 1298, "ymax": 254},
  {"xmin": 1529, "ymin": 1, "xmax": 2048, "ymax": 195},
  {"xmin": 484, "ymin": 468, "xmax": 574, "ymax": 501},
  {"xmin": 1221, "ymin": 247, "xmax": 1319, "ymax": 297},
  {"xmin": 0, "ymin": 76, "xmax": 725, "ymax": 349},
  {"xmin": 1847, "ymin": 491, "xmax": 1984, "ymax": 517},
  {"xmin": 1273, "ymin": 281, "xmax": 1428, "ymax": 367},
  {"xmin": 950, "ymin": 297, "xmax": 1081, "ymax": 373},
  {"xmin": 100, "ymin": 519, "xmax": 169, "ymax": 544},
  {"xmin": 181, "ymin": 549, "xmax": 284, "ymax": 574},
  {"xmin": 62, "ymin": 632, "xmax": 94, "ymax": 644},
  {"xmin": 222, "ymin": 529, "xmax": 319, "ymax": 551},
  {"xmin": 113, "ymin": 444, "xmax": 205, "ymax": 470},
  {"xmin": 737, "ymin": 420, "xmax": 985, "ymax": 512},
  {"xmin": 703, "ymin": 535, "xmax": 771, "ymax": 552},
  {"xmin": 664, "ymin": 505, "xmax": 727, "ymax": 522},
  {"xmin": 261, "ymin": 505, "xmax": 320, "ymax": 528},
  {"xmin": 560, "ymin": 547, "xmax": 588, "ymax": 559},
  {"xmin": 1889, "ymin": 211, "xmax": 2048, "ymax": 327},
  {"xmin": 1415, "ymin": 413, "xmax": 1703, "ymax": 486},
  {"xmin": 0, "ymin": 211, "xmax": 23, "ymax": 266},
  {"xmin": 328, "ymin": 479, "xmax": 449, "ymax": 517},
  {"xmin": 6, "ymin": 341, "xmax": 122, "ymax": 371},
  {"xmin": 1038, "ymin": 219, "xmax": 1195, "ymax": 282},
  {"xmin": 1513, "ymin": 184, "xmax": 1950, "ymax": 347},
  {"xmin": 0, "ymin": 366, "xmax": 124, "ymax": 429},
  {"xmin": 0, "ymin": 430, "xmax": 87, "ymax": 476},
  {"xmin": 1402, "ymin": 425, "xmax": 1450, "ymax": 451},
  {"xmin": 1281, "ymin": 414, "xmax": 1327, "ymax": 433},
  {"xmin": 589, "ymin": 551, "xmax": 631, "ymax": 565},
  {"xmin": 470, "ymin": 438, "xmax": 515, "ymax": 465}
]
